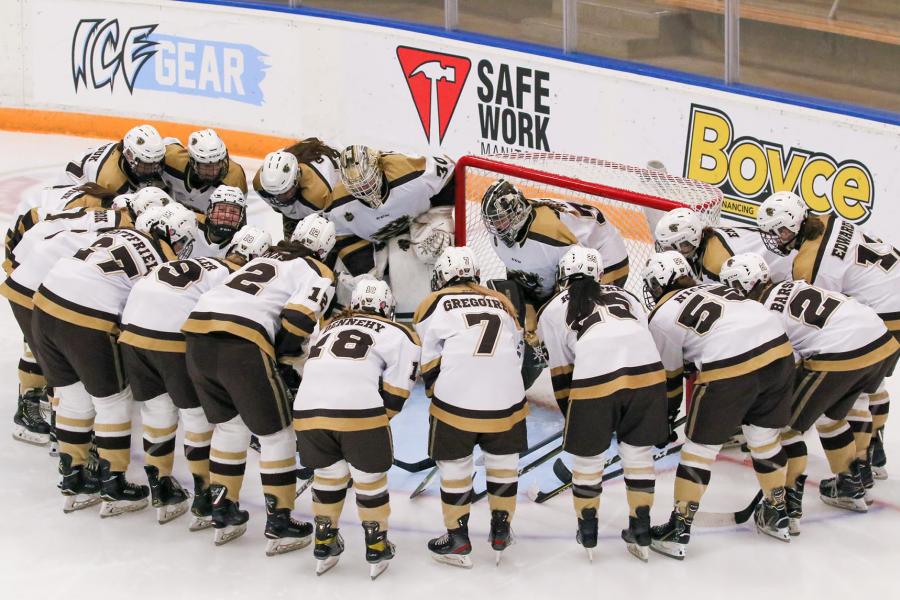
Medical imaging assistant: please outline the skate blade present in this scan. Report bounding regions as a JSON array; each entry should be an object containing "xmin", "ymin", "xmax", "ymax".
[
  {"xmin": 788, "ymin": 518, "xmax": 801, "ymax": 536},
  {"xmin": 872, "ymin": 466, "xmax": 888, "ymax": 480},
  {"xmin": 63, "ymin": 494, "xmax": 101, "ymax": 513},
  {"xmin": 48, "ymin": 442, "xmax": 59, "ymax": 458},
  {"xmin": 214, "ymin": 524, "xmax": 247, "ymax": 546},
  {"xmin": 156, "ymin": 500, "xmax": 190, "ymax": 525},
  {"xmin": 649, "ymin": 540, "xmax": 685, "ymax": 560},
  {"xmin": 369, "ymin": 561, "xmax": 390, "ymax": 580},
  {"xmin": 100, "ymin": 498, "xmax": 149, "ymax": 518},
  {"xmin": 265, "ymin": 534, "xmax": 312, "ymax": 556},
  {"xmin": 820, "ymin": 495, "xmax": 868, "ymax": 513},
  {"xmin": 756, "ymin": 525, "xmax": 791, "ymax": 542},
  {"xmin": 626, "ymin": 542, "xmax": 649, "ymax": 563},
  {"xmin": 11, "ymin": 427, "xmax": 50, "ymax": 446},
  {"xmin": 188, "ymin": 515, "xmax": 214, "ymax": 532},
  {"xmin": 494, "ymin": 550, "xmax": 503, "ymax": 566},
  {"xmin": 316, "ymin": 555, "xmax": 340, "ymax": 576},
  {"xmin": 430, "ymin": 553, "xmax": 473, "ymax": 569},
  {"xmin": 584, "ymin": 547, "xmax": 594, "ymax": 563}
]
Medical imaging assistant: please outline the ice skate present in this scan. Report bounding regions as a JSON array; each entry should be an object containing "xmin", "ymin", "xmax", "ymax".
[
  {"xmin": 871, "ymin": 427, "xmax": 887, "ymax": 480},
  {"xmin": 263, "ymin": 494, "xmax": 312, "ymax": 556},
  {"xmin": 210, "ymin": 484, "xmax": 249, "ymax": 545},
  {"xmin": 98, "ymin": 459, "xmax": 149, "ymax": 517},
  {"xmin": 144, "ymin": 465, "xmax": 190, "ymax": 524},
  {"xmin": 427, "ymin": 514, "xmax": 473, "ymax": 569},
  {"xmin": 12, "ymin": 389, "xmax": 50, "ymax": 446},
  {"xmin": 313, "ymin": 516, "xmax": 344, "ymax": 576},
  {"xmin": 58, "ymin": 453, "xmax": 100, "ymax": 513},
  {"xmin": 363, "ymin": 521, "xmax": 395, "ymax": 580},
  {"xmin": 859, "ymin": 454, "xmax": 875, "ymax": 506},
  {"xmin": 576, "ymin": 507, "xmax": 598, "ymax": 562},
  {"xmin": 188, "ymin": 475, "xmax": 213, "ymax": 531},
  {"xmin": 488, "ymin": 510, "xmax": 514, "ymax": 566},
  {"xmin": 786, "ymin": 474, "xmax": 806, "ymax": 536},
  {"xmin": 621, "ymin": 505, "xmax": 651, "ymax": 562},
  {"xmin": 754, "ymin": 487, "xmax": 790, "ymax": 542},
  {"xmin": 820, "ymin": 460, "xmax": 868, "ymax": 513},
  {"xmin": 650, "ymin": 501, "xmax": 698, "ymax": 560}
]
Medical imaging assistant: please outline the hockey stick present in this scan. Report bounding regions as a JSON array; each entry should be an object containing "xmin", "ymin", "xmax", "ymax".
[
  {"xmin": 295, "ymin": 467, "xmax": 314, "ymax": 498},
  {"xmin": 692, "ymin": 490, "xmax": 763, "ymax": 528},
  {"xmin": 470, "ymin": 439, "xmax": 566, "ymax": 503},
  {"xmin": 393, "ymin": 456, "xmax": 436, "ymax": 473}
]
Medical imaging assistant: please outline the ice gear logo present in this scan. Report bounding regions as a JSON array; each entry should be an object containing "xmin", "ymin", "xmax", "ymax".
[
  {"xmin": 396, "ymin": 47, "xmax": 471, "ymax": 145},
  {"xmin": 71, "ymin": 19, "xmax": 158, "ymax": 93}
]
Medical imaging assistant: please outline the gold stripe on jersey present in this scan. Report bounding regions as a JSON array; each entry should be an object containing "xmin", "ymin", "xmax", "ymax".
[
  {"xmin": 601, "ymin": 256, "xmax": 629, "ymax": 286},
  {"xmin": 293, "ymin": 407, "xmax": 389, "ymax": 432},
  {"xmin": 298, "ymin": 162, "xmax": 332, "ymax": 209},
  {"xmin": 666, "ymin": 369, "xmax": 684, "ymax": 399},
  {"xmin": 878, "ymin": 310, "xmax": 900, "ymax": 333},
  {"xmin": 96, "ymin": 148, "xmax": 131, "ymax": 194},
  {"xmin": 420, "ymin": 356, "xmax": 441, "ymax": 396},
  {"xmin": 647, "ymin": 290, "xmax": 680, "ymax": 322},
  {"xmin": 302, "ymin": 256, "xmax": 336, "ymax": 283},
  {"xmin": 222, "ymin": 160, "xmax": 248, "ymax": 193},
  {"xmin": 328, "ymin": 153, "xmax": 426, "ymax": 209},
  {"xmin": 429, "ymin": 397, "xmax": 528, "ymax": 434},
  {"xmin": 33, "ymin": 287, "xmax": 119, "ymax": 334},
  {"xmin": 63, "ymin": 194, "xmax": 108, "ymax": 211},
  {"xmin": 792, "ymin": 215, "xmax": 833, "ymax": 283},
  {"xmin": 282, "ymin": 302, "xmax": 318, "ymax": 337},
  {"xmin": 569, "ymin": 363, "xmax": 666, "ymax": 401},
  {"xmin": 696, "ymin": 335, "xmax": 793, "ymax": 383},
  {"xmin": 182, "ymin": 312, "xmax": 275, "ymax": 358},
  {"xmin": 333, "ymin": 236, "xmax": 375, "ymax": 274},
  {"xmin": 700, "ymin": 233, "xmax": 734, "ymax": 281},
  {"xmin": 804, "ymin": 332, "xmax": 899, "ymax": 372},
  {"xmin": 550, "ymin": 364, "xmax": 573, "ymax": 400},
  {"xmin": 381, "ymin": 381, "xmax": 411, "ymax": 400},
  {"xmin": 118, "ymin": 328, "xmax": 187, "ymax": 353},
  {"xmin": 525, "ymin": 206, "xmax": 578, "ymax": 248},
  {"xmin": 0, "ymin": 278, "xmax": 35, "ymax": 310}
]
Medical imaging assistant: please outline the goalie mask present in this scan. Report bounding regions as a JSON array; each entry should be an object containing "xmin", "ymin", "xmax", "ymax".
[
  {"xmin": 719, "ymin": 252, "xmax": 770, "ymax": 296},
  {"xmin": 205, "ymin": 185, "xmax": 247, "ymax": 244},
  {"xmin": 339, "ymin": 145, "xmax": 386, "ymax": 208},
  {"xmin": 641, "ymin": 250, "xmax": 692, "ymax": 308},
  {"xmin": 258, "ymin": 151, "xmax": 300, "ymax": 208},
  {"xmin": 655, "ymin": 207, "xmax": 703, "ymax": 257},
  {"xmin": 431, "ymin": 246, "xmax": 480, "ymax": 291},
  {"xmin": 557, "ymin": 246, "xmax": 603, "ymax": 286},
  {"xmin": 291, "ymin": 213, "xmax": 336, "ymax": 260},
  {"xmin": 188, "ymin": 129, "xmax": 229, "ymax": 184},
  {"xmin": 122, "ymin": 125, "xmax": 166, "ymax": 180},
  {"xmin": 226, "ymin": 225, "xmax": 272, "ymax": 263},
  {"xmin": 481, "ymin": 179, "xmax": 531, "ymax": 248},
  {"xmin": 351, "ymin": 279, "xmax": 395, "ymax": 319},
  {"xmin": 756, "ymin": 191, "xmax": 808, "ymax": 256}
]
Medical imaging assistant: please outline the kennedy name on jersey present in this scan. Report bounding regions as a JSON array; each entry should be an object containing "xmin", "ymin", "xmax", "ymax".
[{"xmin": 322, "ymin": 315, "xmax": 387, "ymax": 334}]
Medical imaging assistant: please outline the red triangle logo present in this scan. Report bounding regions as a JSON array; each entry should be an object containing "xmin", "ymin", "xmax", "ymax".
[{"xmin": 396, "ymin": 46, "xmax": 471, "ymax": 145}]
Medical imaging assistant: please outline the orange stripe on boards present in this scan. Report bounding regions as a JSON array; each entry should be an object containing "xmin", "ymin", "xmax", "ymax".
[{"xmin": 0, "ymin": 107, "xmax": 295, "ymax": 159}]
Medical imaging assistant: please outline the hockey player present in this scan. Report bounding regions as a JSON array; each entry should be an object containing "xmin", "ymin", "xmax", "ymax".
[
  {"xmin": 757, "ymin": 191, "xmax": 900, "ymax": 479},
  {"xmin": 480, "ymin": 179, "xmax": 630, "ymax": 323},
  {"xmin": 190, "ymin": 186, "xmax": 248, "ymax": 258},
  {"xmin": 413, "ymin": 246, "xmax": 526, "ymax": 568},
  {"xmin": 654, "ymin": 207, "xmax": 794, "ymax": 283},
  {"xmin": 720, "ymin": 253, "xmax": 899, "ymax": 531},
  {"xmin": 119, "ymin": 226, "xmax": 271, "ymax": 528},
  {"xmin": 295, "ymin": 279, "xmax": 420, "ymax": 579},
  {"xmin": 161, "ymin": 129, "xmax": 247, "ymax": 213},
  {"xmin": 182, "ymin": 213, "xmax": 336, "ymax": 553},
  {"xmin": 61, "ymin": 124, "xmax": 171, "ymax": 193},
  {"xmin": 642, "ymin": 251, "xmax": 795, "ymax": 558},
  {"xmin": 536, "ymin": 246, "xmax": 667, "ymax": 562},
  {"xmin": 253, "ymin": 139, "xmax": 340, "ymax": 238},
  {"xmin": 327, "ymin": 145, "xmax": 455, "ymax": 312},
  {"xmin": 30, "ymin": 207, "xmax": 192, "ymax": 515}
]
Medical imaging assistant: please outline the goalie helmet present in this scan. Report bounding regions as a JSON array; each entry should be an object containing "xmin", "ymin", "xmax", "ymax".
[
  {"xmin": 756, "ymin": 191, "xmax": 808, "ymax": 255},
  {"xmin": 188, "ymin": 129, "xmax": 228, "ymax": 183},
  {"xmin": 258, "ymin": 151, "xmax": 299, "ymax": 207},
  {"xmin": 127, "ymin": 186, "xmax": 171, "ymax": 218},
  {"xmin": 481, "ymin": 179, "xmax": 531, "ymax": 248},
  {"xmin": 655, "ymin": 207, "xmax": 704, "ymax": 256},
  {"xmin": 719, "ymin": 252, "xmax": 770, "ymax": 296},
  {"xmin": 431, "ymin": 246, "xmax": 480, "ymax": 291},
  {"xmin": 226, "ymin": 225, "xmax": 272, "ymax": 263},
  {"xmin": 641, "ymin": 250, "xmax": 693, "ymax": 307},
  {"xmin": 145, "ymin": 203, "xmax": 197, "ymax": 259},
  {"xmin": 351, "ymin": 279, "xmax": 395, "ymax": 319},
  {"xmin": 205, "ymin": 185, "xmax": 247, "ymax": 243},
  {"xmin": 290, "ymin": 213, "xmax": 336, "ymax": 260},
  {"xmin": 122, "ymin": 125, "xmax": 166, "ymax": 179},
  {"xmin": 338, "ymin": 145, "xmax": 385, "ymax": 208},
  {"xmin": 557, "ymin": 246, "xmax": 603, "ymax": 285}
]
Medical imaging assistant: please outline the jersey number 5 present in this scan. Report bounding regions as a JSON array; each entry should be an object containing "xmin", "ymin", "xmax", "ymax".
[
  {"xmin": 465, "ymin": 312, "xmax": 502, "ymax": 356},
  {"xmin": 676, "ymin": 294, "xmax": 723, "ymax": 335}
]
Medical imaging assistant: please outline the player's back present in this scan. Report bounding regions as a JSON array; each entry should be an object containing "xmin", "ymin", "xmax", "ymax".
[
  {"xmin": 701, "ymin": 226, "xmax": 794, "ymax": 283},
  {"xmin": 12, "ymin": 208, "xmax": 125, "ymax": 266}
]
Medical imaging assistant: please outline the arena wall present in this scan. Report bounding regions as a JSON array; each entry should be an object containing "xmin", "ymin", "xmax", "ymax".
[{"xmin": 0, "ymin": 0, "xmax": 898, "ymax": 242}]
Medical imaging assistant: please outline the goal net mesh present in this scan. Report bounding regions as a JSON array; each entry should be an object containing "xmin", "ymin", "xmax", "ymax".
[{"xmin": 455, "ymin": 153, "xmax": 723, "ymax": 296}]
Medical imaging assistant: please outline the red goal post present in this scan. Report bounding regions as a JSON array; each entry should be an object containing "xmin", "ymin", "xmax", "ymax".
[{"xmin": 454, "ymin": 153, "xmax": 724, "ymax": 296}]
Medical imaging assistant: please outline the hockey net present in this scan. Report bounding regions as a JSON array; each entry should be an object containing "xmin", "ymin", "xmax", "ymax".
[{"xmin": 455, "ymin": 153, "xmax": 723, "ymax": 297}]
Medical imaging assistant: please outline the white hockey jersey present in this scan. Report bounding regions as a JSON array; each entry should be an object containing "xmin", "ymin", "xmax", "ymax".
[
  {"xmin": 695, "ymin": 226, "xmax": 795, "ymax": 284},
  {"xmin": 253, "ymin": 153, "xmax": 340, "ymax": 221},
  {"xmin": 183, "ymin": 249, "xmax": 335, "ymax": 359},
  {"xmin": 59, "ymin": 142, "xmax": 140, "ymax": 194},
  {"xmin": 759, "ymin": 280, "xmax": 898, "ymax": 371},
  {"xmin": 647, "ymin": 284, "xmax": 792, "ymax": 384},
  {"xmin": 34, "ymin": 229, "xmax": 175, "ymax": 333},
  {"xmin": 793, "ymin": 215, "xmax": 900, "ymax": 327},
  {"xmin": 493, "ymin": 202, "xmax": 629, "ymax": 301},
  {"xmin": 537, "ymin": 286, "xmax": 664, "ymax": 403},
  {"xmin": 119, "ymin": 256, "xmax": 239, "ymax": 352},
  {"xmin": 414, "ymin": 283, "xmax": 526, "ymax": 433},
  {"xmin": 189, "ymin": 225, "xmax": 231, "ymax": 259},
  {"xmin": 161, "ymin": 144, "xmax": 248, "ymax": 213},
  {"xmin": 326, "ymin": 153, "xmax": 454, "ymax": 242},
  {"xmin": 294, "ymin": 313, "xmax": 421, "ymax": 432}
]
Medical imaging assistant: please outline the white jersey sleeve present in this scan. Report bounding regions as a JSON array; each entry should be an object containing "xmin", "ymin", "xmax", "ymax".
[
  {"xmin": 558, "ymin": 207, "xmax": 629, "ymax": 282},
  {"xmin": 535, "ymin": 291, "xmax": 576, "ymax": 400}
]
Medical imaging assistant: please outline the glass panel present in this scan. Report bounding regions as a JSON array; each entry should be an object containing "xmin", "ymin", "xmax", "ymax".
[
  {"xmin": 739, "ymin": 0, "xmax": 900, "ymax": 113},
  {"xmin": 457, "ymin": 0, "xmax": 561, "ymax": 47},
  {"xmin": 303, "ymin": 0, "xmax": 445, "ymax": 27}
]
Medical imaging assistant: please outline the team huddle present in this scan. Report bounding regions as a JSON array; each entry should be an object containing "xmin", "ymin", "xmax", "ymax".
[{"xmin": 3, "ymin": 123, "xmax": 897, "ymax": 578}]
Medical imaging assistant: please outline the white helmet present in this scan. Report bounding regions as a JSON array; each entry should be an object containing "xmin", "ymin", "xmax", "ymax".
[
  {"xmin": 719, "ymin": 252, "xmax": 770, "ymax": 295},
  {"xmin": 338, "ymin": 145, "xmax": 385, "ymax": 208},
  {"xmin": 188, "ymin": 129, "xmax": 228, "ymax": 182},
  {"xmin": 206, "ymin": 185, "xmax": 247, "ymax": 242},
  {"xmin": 756, "ymin": 191, "xmax": 808, "ymax": 255},
  {"xmin": 290, "ymin": 213, "xmax": 336, "ymax": 260},
  {"xmin": 152, "ymin": 203, "xmax": 197, "ymax": 259},
  {"xmin": 128, "ymin": 186, "xmax": 171, "ymax": 217},
  {"xmin": 431, "ymin": 246, "xmax": 480, "ymax": 291},
  {"xmin": 642, "ymin": 250, "xmax": 693, "ymax": 307},
  {"xmin": 351, "ymin": 279, "xmax": 395, "ymax": 318},
  {"xmin": 226, "ymin": 225, "xmax": 272, "ymax": 262},
  {"xmin": 122, "ymin": 125, "xmax": 166, "ymax": 179},
  {"xmin": 112, "ymin": 193, "xmax": 134, "ymax": 211},
  {"xmin": 258, "ymin": 151, "xmax": 299, "ymax": 206},
  {"xmin": 557, "ymin": 246, "xmax": 603, "ymax": 285},
  {"xmin": 655, "ymin": 207, "xmax": 704, "ymax": 257},
  {"xmin": 134, "ymin": 205, "xmax": 167, "ymax": 236}
]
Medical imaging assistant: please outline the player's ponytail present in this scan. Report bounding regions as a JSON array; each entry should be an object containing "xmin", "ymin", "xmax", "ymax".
[
  {"xmin": 461, "ymin": 282, "xmax": 520, "ymax": 322},
  {"xmin": 798, "ymin": 214, "xmax": 826, "ymax": 243},
  {"xmin": 564, "ymin": 277, "xmax": 603, "ymax": 327},
  {"xmin": 284, "ymin": 138, "xmax": 340, "ymax": 167}
]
